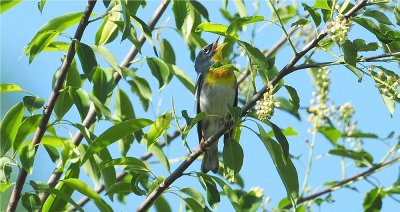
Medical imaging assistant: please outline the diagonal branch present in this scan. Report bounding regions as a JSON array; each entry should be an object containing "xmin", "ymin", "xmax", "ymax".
[
  {"xmin": 6, "ymin": 1, "xmax": 97, "ymax": 212},
  {"xmin": 39, "ymin": 0, "xmax": 171, "ymax": 204},
  {"xmin": 286, "ymin": 157, "xmax": 399, "ymax": 209},
  {"xmin": 136, "ymin": 0, "xmax": 369, "ymax": 211}
]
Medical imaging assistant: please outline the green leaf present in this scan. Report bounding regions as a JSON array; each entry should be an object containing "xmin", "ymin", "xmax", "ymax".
[
  {"xmin": 130, "ymin": 172, "xmax": 148, "ymax": 196},
  {"xmin": 171, "ymin": 65, "xmax": 195, "ymax": 93},
  {"xmin": 95, "ymin": 5, "xmax": 120, "ymax": 46},
  {"xmin": 79, "ymin": 144, "xmax": 101, "ymax": 186},
  {"xmin": 43, "ymin": 41, "xmax": 70, "ymax": 52},
  {"xmin": 226, "ymin": 16, "xmax": 264, "ymax": 36},
  {"xmin": 38, "ymin": 0, "xmax": 47, "ymax": 13},
  {"xmin": 0, "ymin": 102, "xmax": 25, "ymax": 155},
  {"xmin": 32, "ymin": 179, "xmax": 84, "ymax": 212},
  {"xmin": 54, "ymin": 88, "xmax": 74, "ymax": 121},
  {"xmin": 105, "ymin": 182, "xmax": 132, "ymax": 196},
  {"xmin": 114, "ymin": 89, "xmax": 136, "ymax": 156},
  {"xmin": 150, "ymin": 143, "xmax": 170, "ymax": 172},
  {"xmin": 291, "ymin": 18, "xmax": 311, "ymax": 27},
  {"xmin": 42, "ymin": 162, "xmax": 80, "ymax": 212},
  {"xmin": 121, "ymin": 0, "xmax": 132, "ymax": 42},
  {"xmin": 197, "ymin": 173, "xmax": 220, "ymax": 208},
  {"xmin": 353, "ymin": 39, "xmax": 379, "ymax": 52},
  {"xmin": 44, "ymin": 144, "xmax": 59, "ymax": 163},
  {"xmin": 14, "ymin": 114, "xmax": 42, "ymax": 152},
  {"xmin": 364, "ymin": 10, "xmax": 392, "ymax": 25},
  {"xmin": 0, "ymin": 182, "xmax": 15, "ymax": 192},
  {"xmin": 23, "ymin": 95, "xmax": 45, "ymax": 114},
  {"xmin": 233, "ymin": 0, "xmax": 247, "ymax": 17},
  {"xmin": 160, "ymin": 39, "xmax": 176, "ymax": 64},
  {"xmin": 69, "ymin": 88, "xmax": 90, "ymax": 122},
  {"xmin": 271, "ymin": 5, "xmax": 297, "ymax": 24},
  {"xmin": 237, "ymin": 41, "xmax": 270, "ymax": 79},
  {"xmin": 181, "ymin": 110, "xmax": 207, "ymax": 142},
  {"xmin": 181, "ymin": 187, "xmax": 206, "ymax": 208},
  {"xmin": 223, "ymin": 139, "xmax": 244, "ymax": 178},
  {"xmin": 0, "ymin": 0, "xmax": 22, "ymax": 14},
  {"xmin": 302, "ymin": 3, "xmax": 321, "ymax": 27},
  {"xmin": 147, "ymin": 111, "xmax": 173, "ymax": 148},
  {"xmin": 92, "ymin": 45, "xmax": 122, "ymax": 74},
  {"xmin": 195, "ymin": 22, "xmax": 236, "ymax": 39},
  {"xmin": 0, "ymin": 157, "xmax": 12, "ymax": 184},
  {"xmin": 88, "ymin": 93, "xmax": 113, "ymax": 121},
  {"xmin": 172, "ymin": 0, "xmax": 187, "ymax": 29},
  {"xmin": 154, "ymin": 196, "xmax": 172, "ymax": 212},
  {"xmin": 394, "ymin": 5, "xmax": 400, "ymax": 26},
  {"xmin": 257, "ymin": 124, "xmax": 299, "ymax": 201},
  {"xmin": 342, "ymin": 40, "xmax": 357, "ymax": 67},
  {"xmin": 128, "ymin": 73, "xmax": 152, "ymax": 111},
  {"xmin": 146, "ymin": 57, "xmax": 172, "ymax": 90},
  {"xmin": 329, "ymin": 149, "xmax": 373, "ymax": 167},
  {"xmin": 29, "ymin": 30, "xmax": 61, "ymax": 63},
  {"xmin": 20, "ymin": 143, "xmax": 35, "ymax": 174},
  {"xmin": 211, "ymin": 175, "xmax": 241, "ymax": 210},
  {"xmin": 184, "ymin": 198, "xmax": 203, "ymax": 211},
  {"xmin": 75, "ymin": 41, "xmax": 97, "ymax": 81},
  {"xmin": 82, "ymin": 119, "xmax": 153, "ymax": 163},
  {"xmin": 62, "ymin": 178, "xmax": 112, "ymax": 212},
  {"xmin": 131, "ymin": 15, "xmax": 154, "ymax": 46},
  {"xmin": 190, "ymin": 1, "xmax": 209, "ymax": 21},
  {"xmin": 381, "ymin": 89, "xmax": 396, "ymax": 116},
  {"xmin": 346, "ymin": 131, "xmax": 378, "ymax": 139},
  {"xmin": 92, "ymin": 67, "xmax": 114, "ymax": 104},
  {"xmin": 317, "ymin": 126, "xmax": 342, "ymax": 145},
  {"xmin": 312, "ymin": 0, "xmax": 331, "ymax": 10},
  {"xmin": 353, "ymin": 17, "xmax": 396, "ymax": 44},
  {"xmin": 285, "ymin": 85, "xmax": 300, "ymax": 112},
  {"xmin": 363, "ymin": 187, "xmax": 383, "ymax": 212},
  {"xmin": 25, "ymin": 12, "xmax": 83, "ymax": 62},
  {"xmin": 0, "ymin": 83, "xmax": 24, "ymax": 93},
  {"xmin": 264, "ymin": 120, "xmax": 289, "ymax": 159},
  {"xmin": 21, "ymin": 192, "xmax": 41, "ymax": 211},
  {"xmin": 101, "ymin": 157, "xmax": 149, "ymax": 172}
]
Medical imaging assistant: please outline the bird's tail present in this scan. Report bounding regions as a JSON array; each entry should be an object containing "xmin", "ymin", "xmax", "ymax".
[{"xmin": 201, "ymin": 142, "xmax": 219, "ymax": 173}]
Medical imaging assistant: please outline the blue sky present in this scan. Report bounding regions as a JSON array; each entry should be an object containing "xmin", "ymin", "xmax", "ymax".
[{"xmin": 1, "ymin": 1, "xmax": 399, "ymax": 211}]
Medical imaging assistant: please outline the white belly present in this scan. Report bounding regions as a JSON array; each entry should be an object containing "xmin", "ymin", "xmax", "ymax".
[{"xmin": 200, "ymin": 84, "xmax": 235, "ymax": 117}]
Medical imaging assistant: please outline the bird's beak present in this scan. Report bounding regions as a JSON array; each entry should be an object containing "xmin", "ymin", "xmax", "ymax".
[{"xmin": 211, "ymin": 37, "xmax": 227, "ymax": 61}]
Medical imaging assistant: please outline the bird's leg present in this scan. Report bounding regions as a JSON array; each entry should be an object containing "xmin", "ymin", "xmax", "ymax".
[{"xmin": 200, "ymin": 137, "xmax": 206, "ymax": 152}]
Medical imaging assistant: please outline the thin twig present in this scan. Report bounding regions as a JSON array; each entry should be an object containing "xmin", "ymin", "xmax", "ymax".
[
  {"xmin": 136, "ymin": 1, "xmax": 368, "ymax": 210},
  {"xmin": 286, "ymin": 157, "xmax": 399, "ymax": 209},
  {"xmin": 39, "ymin": 0, "xmax": 171, "ymax": 204},
  {"xmin": 6, "ymin": 1, "xmax": 97, "ymax": 212},
  {"xmin": 291, "ymin": 52, "xmax": 400, "ymax": 72}
]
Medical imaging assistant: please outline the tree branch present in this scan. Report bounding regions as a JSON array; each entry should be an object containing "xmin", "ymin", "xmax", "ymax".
[
  {"xmin": 291, "ymin": 52, "xmax": 400, "ymax": 72},
  {"xmin": 6, "ymin": 1, "xmax": 97, "ymax": 212},
  {"xmin": 286, "ymin": 157, "xmax": 399, "ymax": 209},
  {"xmin": 39, "ymin": 0, "xmax": 171, "ymax": 204},
  {"xmin": 136, "ymin": 0, "xmax": 369, "ymax": 211}
]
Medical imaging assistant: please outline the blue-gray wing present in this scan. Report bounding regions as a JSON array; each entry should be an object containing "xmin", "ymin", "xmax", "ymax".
[{"xmin": 195, "ymin": 73, "xmax": 204, "ymax": 143}]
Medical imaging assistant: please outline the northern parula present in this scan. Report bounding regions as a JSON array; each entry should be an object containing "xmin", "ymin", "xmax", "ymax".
[{"xmin": 194, "ymin": 37, "xmax": 238, "ymax": 173}]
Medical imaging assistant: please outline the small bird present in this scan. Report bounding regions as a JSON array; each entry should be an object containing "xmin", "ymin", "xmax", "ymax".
[{"xmin": 194, "ymin": 37, "xmax": 238, "ymax": 173}]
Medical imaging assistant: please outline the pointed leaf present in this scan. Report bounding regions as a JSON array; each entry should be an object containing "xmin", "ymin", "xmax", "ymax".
[
  {"xmin": 14, "ymin": 114, "xmax": 42, "ymax": 152},
  {"xmin": 82, "ymin": 119, "xmax": 152, "ymax": 164},
  {"xmin": 20, "ymin": 143, "xmax": 35, "ymax": 174},
  {"xmin": 0, "ymin": 102, "xmax": 25, "ymax": 155},
  {"xmin": 62, "ymin": 178, "xmax": 112, "ymax": 212},
  {"xmin": 0, "ymin": 84, "xmax": 24, "ymax": 93},
  {"xmin": 75, "ymin": 41, "xmax": 97, "ymax": 81},
  {"xmin": 147, "ymin": 111, "xmax": 173, "ymax": 148},
  {"xmin": 23, "ymin": 95, "xmax": 45, "ymax": 114}
]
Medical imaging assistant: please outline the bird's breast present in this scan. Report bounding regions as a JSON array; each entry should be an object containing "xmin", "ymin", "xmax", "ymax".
[{"xmin": 200, "ymin": 83, "xmax": 236, "ymax": 116}]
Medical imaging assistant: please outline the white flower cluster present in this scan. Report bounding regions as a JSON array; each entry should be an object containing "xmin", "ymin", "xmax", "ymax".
[
  {"xmin": 249, "ymin": 187, "xmax": 264, "ymax": 198},
  {"xmin": 339, "ymin": 102, "xmax": 355, "ymax": 121},
  {"xmin": 327, "ymin": 14, "xmax": 353, "ymax": 44},
  {"xmin": 308, "ymin": 67, "xmax": 332, "ymax": 128},
  {"xmin": 256, "ymin": 85, "xmax": 280, "ymax": 121},
  {"xmin": 335, "ymin": 102, "xmax": 362, "ymax": 151},
  {"xmin": 369, "ymin": 66, "xmax": 400, "ymax": 100}
]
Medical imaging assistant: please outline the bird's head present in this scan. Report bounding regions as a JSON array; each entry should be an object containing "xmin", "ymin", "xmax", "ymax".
[{"xmin": 194, "ymin": 37, "xmax": 227, "ymax": 74}]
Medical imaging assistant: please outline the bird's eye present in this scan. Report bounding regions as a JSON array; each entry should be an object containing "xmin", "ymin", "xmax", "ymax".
[{"xmin": 203, "ymin": 47, "xmax": 211, "ymax": 54}]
